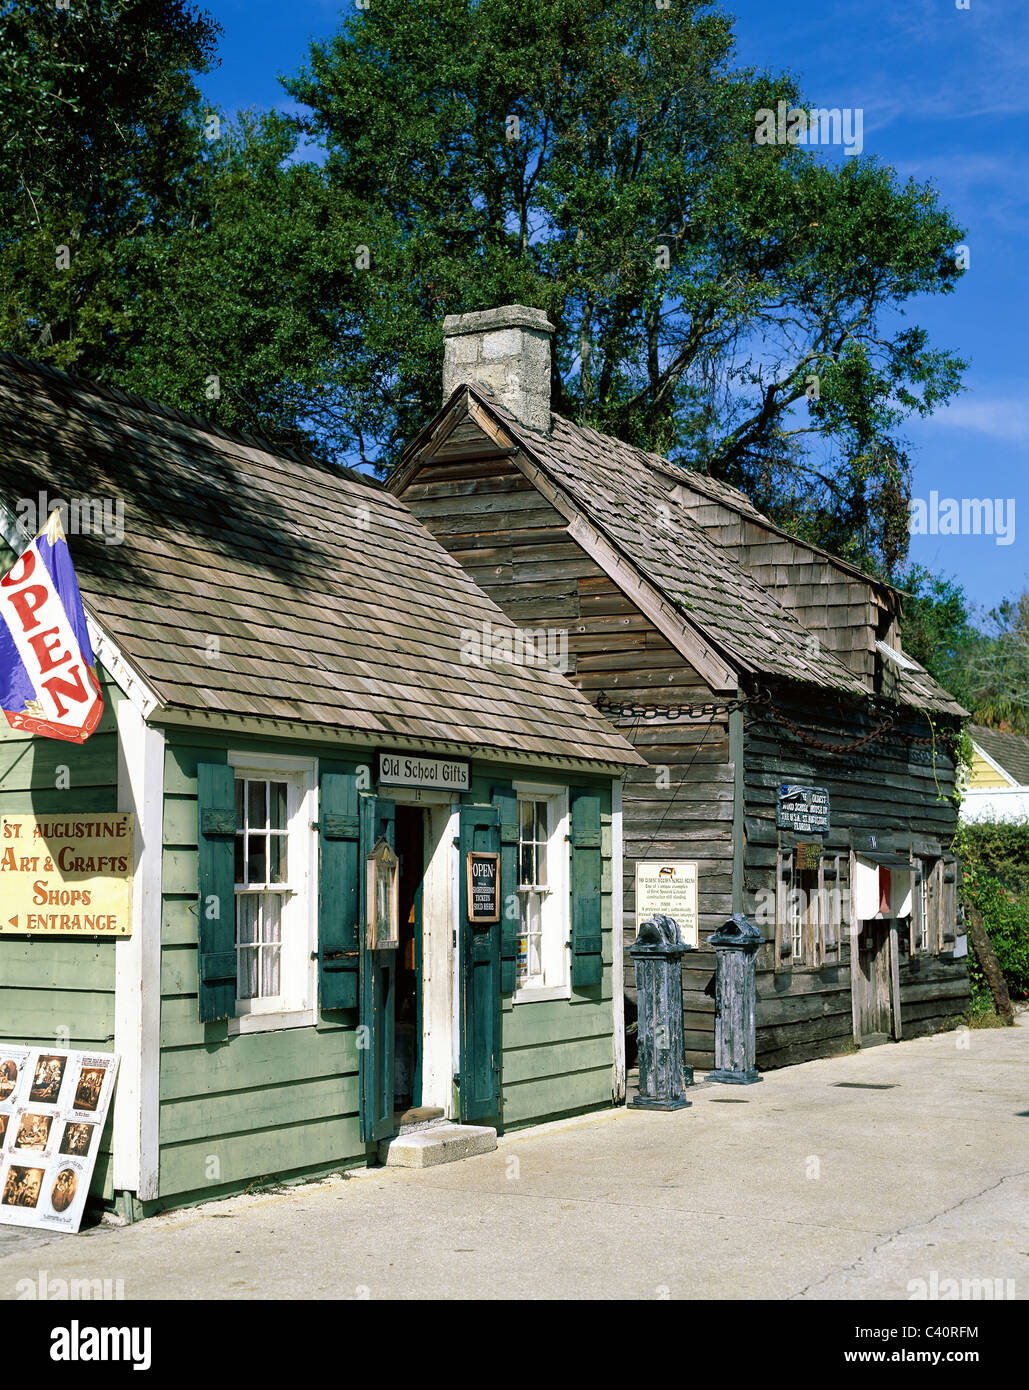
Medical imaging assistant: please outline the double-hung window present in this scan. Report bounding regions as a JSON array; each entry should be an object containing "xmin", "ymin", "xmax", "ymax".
[
  {"xmin": 514, "ymin": 785, "xmax": 570, "ymax": 1001},
  {"xmin": 229, "ymin": 757, "xmax": 316, "ymax": 1030}
]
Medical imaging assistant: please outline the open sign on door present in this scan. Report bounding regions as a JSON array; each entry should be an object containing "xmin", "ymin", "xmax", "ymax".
[{"xmin": 467, "ymin": 851, "xmax": 500, "ymax": 924}]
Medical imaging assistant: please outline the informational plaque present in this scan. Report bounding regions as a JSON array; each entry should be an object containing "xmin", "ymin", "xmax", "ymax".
[
  {"xmin": 467, "ymin": 851, "xmax": 500, "ymax": 924},
  {"xmin": 776, "ymin": 785, "xmax": 830, "ymax": 835},
  {"xmin": 0, "ymin": 813, "xmax": 133, "ymax": 936},
  {"xmin": 0, "ymin": 1047, "xmax": 119, "ymax": 1234},
  {"xmin": 635, "ymin": 861, "xmax": 699, "ymax": 946}
]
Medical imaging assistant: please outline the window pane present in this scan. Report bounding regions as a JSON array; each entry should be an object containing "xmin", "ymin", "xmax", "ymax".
[
  {"xmin": 264, "ymin": 895, "xmax": 282, "ymax": 943},
  {"xmin": 270, "ymin": 781, "xmax": 287, "ymax": 831},
  {"xmin": 261, "ymin": 944, "xmax": 281, "ymax": 997},
  {"xmin": 520, "ymin": 843, "xmax": 534, "ymax": 887},
  {"xmin": 237, "ymin": 947, "xmax": 258, "ymax": 1000},
  {"xmin": 248, "ymin": 780, "xmax": 266, "ymax": 830},
  {"xmin": 520, "ymin": 799, "xmax": 534, "ymax": 839},
  {"xmin": 528, "ymin": 932, "xmax": 542, "ymax": 981},
  {"xmin": 237, "ymin": 894, "xmax": 260, "ymax": 945},
  {"xmin": 269, "ymin": 834, "xmax": 287, "ymax": 884},
  {"xmin": 234, "ymin": 834, "xmax": 245, "ymax": 885},
  {"xmin": 248, "ymin": 834, "xmax": 267, "ymax": 885},
  {"xmin": 535, "ymin": 833, "xmax": 547, "ymax": 889}
]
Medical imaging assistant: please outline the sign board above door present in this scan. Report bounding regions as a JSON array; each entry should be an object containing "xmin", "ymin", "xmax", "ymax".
[
  {"xmin": 776, "ymin": 785, "xmax": 830, "ymax": 834},
  {"xmin": 377, "ymin": 752, "xmax": 470, "ymax": 792}
]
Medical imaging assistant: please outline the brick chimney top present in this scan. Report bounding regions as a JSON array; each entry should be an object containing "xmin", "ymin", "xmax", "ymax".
[{"xmin": 442, "ymin": 305, "xmax": 554, "ymax": 434}]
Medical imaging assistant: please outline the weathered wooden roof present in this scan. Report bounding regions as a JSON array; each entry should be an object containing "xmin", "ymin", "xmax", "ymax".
[
  {"xmin": 0, "ymin": 354, "xmax": 642, "ymax": 767},
  {"xmin": 969, "ymin": 724, "xmax": 1029, "ymax": 785},
  {"xmin": 658, "ymin": 465, "xmax": 902, "ymax": 595},
  {"xmin": 404, "ymin": 385, "xmax": 963, "ymax": 716}
]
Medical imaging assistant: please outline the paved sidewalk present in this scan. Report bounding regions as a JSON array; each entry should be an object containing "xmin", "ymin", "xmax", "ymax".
[{"xmin": 2, "ymin": 1019, "xmax": 1026, "ymax": 1300}]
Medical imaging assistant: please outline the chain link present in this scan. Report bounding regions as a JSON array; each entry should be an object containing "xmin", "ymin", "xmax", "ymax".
[
  {"xmin": 597, "ymin": 687, "xmax": 955, "ymax": 757},
  {"xmin": 596, "ymin": 690, "xmax": 769, "ymax": 721}
]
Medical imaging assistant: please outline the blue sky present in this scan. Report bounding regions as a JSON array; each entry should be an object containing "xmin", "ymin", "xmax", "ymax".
[{"xmin": 197, "ymin": 0, "xmax": 1027, "ymax": 616}]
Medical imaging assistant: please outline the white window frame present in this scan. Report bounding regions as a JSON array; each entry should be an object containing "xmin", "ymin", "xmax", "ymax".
[
  {"xmin": 512, "ymin": 781, "xmax": 570, "ymax": 1004},
  {"xmin": 226, "ymin": 752, "xmax": 318, "ymax": 1036}
]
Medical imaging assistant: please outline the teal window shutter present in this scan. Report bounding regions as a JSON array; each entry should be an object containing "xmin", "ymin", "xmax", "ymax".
[
  {"xmin": 492, "ymin": 785, "xmax": 520, "ymax": 993},
  {"xmin": 570, "ymin": 790, "xmax": 603, "ymax": 989},
  {"xmin": 318, "ymin": 773, "xmax": 360, "ymax": 1010},
  {"xmin": 197, "ymin": 762, "xmax": 238, "ymax": 1023}
]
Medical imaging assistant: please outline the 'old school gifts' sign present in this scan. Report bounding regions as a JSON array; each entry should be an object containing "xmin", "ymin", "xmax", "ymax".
[
  {"xmin": 0, "ymin": 1047, "xmax": 119, "ymax": 1234},
  {"xmin": 635, "ymin": 861, "xmax": 699, "ymax": 946},
  {"xmin": 0, "ymin": 813, "xmax": 133, "ymax": 935}
]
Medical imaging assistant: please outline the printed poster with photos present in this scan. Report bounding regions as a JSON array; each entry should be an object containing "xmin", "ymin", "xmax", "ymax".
[{"xmin": 0, "ymin": 1046, "xmax": 118, "ymax": 1234}]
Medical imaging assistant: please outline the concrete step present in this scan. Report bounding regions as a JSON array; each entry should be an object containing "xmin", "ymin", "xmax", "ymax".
[{"xmin": 378, "ymin": 1123, "xmax": 497, "ymax": 1169}]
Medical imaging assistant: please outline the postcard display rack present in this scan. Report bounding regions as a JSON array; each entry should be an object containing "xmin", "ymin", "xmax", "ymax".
[{"xmin": 0, "ymin": 1047, "xmax": 119, "ymax": 1233}]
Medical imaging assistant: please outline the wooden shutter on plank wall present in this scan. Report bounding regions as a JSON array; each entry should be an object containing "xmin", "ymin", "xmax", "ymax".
[
  {"xmin": 197, "ymin": 762, "xmax": 238, "ymax": 1024},
  {"xmin": 776, "ymin": 850, "xmax": 794, "ymax": 970},
  {"xmin": 317, "ymin": 773, "xmax": 360, "ymax": 1010},
  {"xmin": 941, "ymin": 855, "xmax": 959, "ymax": 949},
  {"xmin": 492, "ymin": 785, "xmax": 520, "ymax": 993},
  {"xmin": 821, "ymin": 854, "xmax": 841, "ymax": 965},
  {"xmin": 570, "ymin": 790, "xmax": 603, "ymax": 989}
]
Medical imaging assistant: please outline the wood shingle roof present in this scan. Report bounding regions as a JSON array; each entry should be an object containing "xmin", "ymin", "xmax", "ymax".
[
  {"xmin": 413, "ymin": 385, "xmax": 963, "ymax": 717},
  {"xmin": 0, "ymin": 354, "xmax": 642, "ymax": 768}
]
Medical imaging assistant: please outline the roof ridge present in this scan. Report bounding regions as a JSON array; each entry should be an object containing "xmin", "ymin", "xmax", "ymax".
[{"xmin": 0, "ymin": 351, "xmax": 380, "ymax": 493}]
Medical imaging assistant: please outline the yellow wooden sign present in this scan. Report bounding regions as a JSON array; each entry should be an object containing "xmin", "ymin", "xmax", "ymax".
[{"xmin": 0, "ymin": 814, "xmax": 133, "ymax": 936}]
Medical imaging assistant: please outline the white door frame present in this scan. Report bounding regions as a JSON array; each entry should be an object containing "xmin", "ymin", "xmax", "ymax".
[{"xmin": 389, "ymin": 791, "xmax": 457, "ymax": 1116}]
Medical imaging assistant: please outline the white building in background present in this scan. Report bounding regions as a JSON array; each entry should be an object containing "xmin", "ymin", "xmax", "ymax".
[{"xmin": 961, "ymin": 725, "xmax": 1029, "ymax": 823}]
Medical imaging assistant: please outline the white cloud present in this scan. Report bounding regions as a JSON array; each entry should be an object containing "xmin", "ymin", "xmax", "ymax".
[{"xmin": 930, "ymin": 396, "xmax": 1029, "ymax": 445}]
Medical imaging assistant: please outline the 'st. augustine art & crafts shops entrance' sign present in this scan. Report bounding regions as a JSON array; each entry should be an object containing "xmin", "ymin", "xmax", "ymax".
[
  {"xmin": 0, "ymin": 813, "xmax": 133, "ymax": 935},
  {"xmin": 0, "ymin": 1047, "xmax": 119, "ymax": 1233}
]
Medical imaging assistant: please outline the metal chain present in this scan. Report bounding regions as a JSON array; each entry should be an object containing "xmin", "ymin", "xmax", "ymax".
[
  {"xmin": 597, "ymin": 687, "xmax": 955, "ymax": 756},
  {"xmin": 596, "ymin": 690, "xmax": 769, "ymax": 721}
]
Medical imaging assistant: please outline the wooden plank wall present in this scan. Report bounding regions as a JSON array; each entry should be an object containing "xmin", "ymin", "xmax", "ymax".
[
  {"xmin": 680, "ymin": 494, "xmax": 885, "ymax": 685},
  {"xmin": 743, "ymin": 689, "xmax": 968, "ymax": 1068},
  {"xmin": 0, "ymin": 676, "xmax": 122, "ymax": 1200},
  {"xmin": 403, "ymin": 446, "xmax": 735, "ymax": 1070}
]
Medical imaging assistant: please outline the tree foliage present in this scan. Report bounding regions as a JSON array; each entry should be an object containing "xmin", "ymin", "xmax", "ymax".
[
  {"xmin": 1, "ymin": 0, "xmax": 970, "ymax": 575},
  {"xmin": 902, "ymin": 572, "xmax": 1029, "ymax": 733},
  {"xmin": 285, "ymin": 0, "xmax": 967, "ymax": 566}
]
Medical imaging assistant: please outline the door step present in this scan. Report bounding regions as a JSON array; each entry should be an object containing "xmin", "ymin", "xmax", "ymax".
[{"xmin": 378, "ymin": 1124, "xmax": 497, "ymax": 1169}]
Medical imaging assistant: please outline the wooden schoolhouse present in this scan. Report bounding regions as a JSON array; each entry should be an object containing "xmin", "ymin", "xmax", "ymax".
[
  {"xmin": 388, "ymin": 305, "xmax": 971, "ymax": 1072},
  {"xmin": 0, "ymin": 352, "xmax": 642, "ymax": 1220}
]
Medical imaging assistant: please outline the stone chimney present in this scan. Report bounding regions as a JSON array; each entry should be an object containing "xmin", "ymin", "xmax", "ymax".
[{"xmin": 442, "ymin": 305, "xmax": 555, "ymax": 434}]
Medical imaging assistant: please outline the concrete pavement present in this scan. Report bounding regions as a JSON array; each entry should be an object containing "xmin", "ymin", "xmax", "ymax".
[{"xmin": 2, "ymin": 1017, "xmax": 1026, "ymax": 1300}]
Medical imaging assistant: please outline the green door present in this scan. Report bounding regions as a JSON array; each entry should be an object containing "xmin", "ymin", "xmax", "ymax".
[
  {"xmin": 359, "ymin": 795, "xmax": 396, "ymax": 1144},
  {"xmin": 458, "ymin": 803, "xmax": 502, "ymax": 1122}
]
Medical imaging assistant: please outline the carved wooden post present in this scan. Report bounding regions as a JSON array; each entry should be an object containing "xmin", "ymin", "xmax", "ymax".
[
  {"xmin": 629, "ymin": 914, "xmax": 691, "ymax": 1110},
  {"xmin": 707, "ymin": 914, "xmax": 763, "ymax": 1084}
]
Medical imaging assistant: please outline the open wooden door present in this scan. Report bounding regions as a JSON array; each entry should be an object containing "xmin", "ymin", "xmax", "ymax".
[{"xmin": 856, "ymin": 922, "xmax": 894, "ymax": 1044}]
